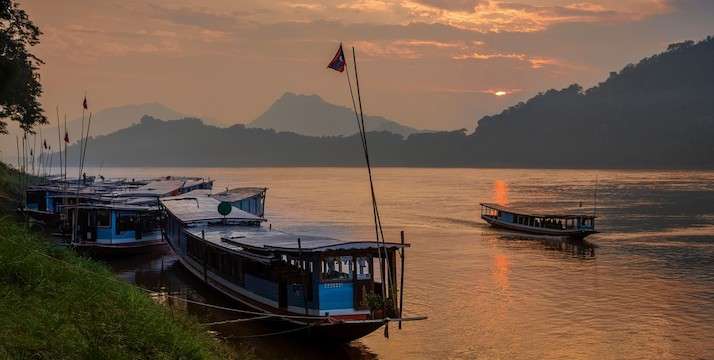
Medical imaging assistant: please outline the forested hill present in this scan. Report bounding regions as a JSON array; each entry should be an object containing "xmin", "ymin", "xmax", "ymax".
[
  {"xmin": 471, "ymin": 37, "xmax": 714, "ymax": 168},
  {"xmin": 65, "ymin": 37, "xmax": 714, "ymax": 168}
]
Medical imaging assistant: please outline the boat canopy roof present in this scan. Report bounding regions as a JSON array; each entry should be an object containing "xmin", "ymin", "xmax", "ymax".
[
  {"xmin": 480, "ymin": 203, "xmax": 597, "ymax": 219},
  {"xmin": 211, "ymin": 187, "xmax": 267, "ymax": 202},
  {"xmin": 62, "ymin": 203, "xmax": 158, "ymax": 211},
  {"xmin": 185, "ymin": 226, "xmax": 407, "ymax": 254},
  {"xmin": 161, "ymin": 193, "xmax": 264, "ymax": 223}
]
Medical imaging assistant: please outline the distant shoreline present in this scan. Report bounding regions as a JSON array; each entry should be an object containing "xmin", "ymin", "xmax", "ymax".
[{"xmin": 71, "ymin": 163, "xmax": 714, "ymax": 171}]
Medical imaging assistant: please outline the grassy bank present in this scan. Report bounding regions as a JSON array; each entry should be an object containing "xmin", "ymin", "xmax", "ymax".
[{"xmin": 0, "ymin": 163, "xmax": 241, "ymax": 359}]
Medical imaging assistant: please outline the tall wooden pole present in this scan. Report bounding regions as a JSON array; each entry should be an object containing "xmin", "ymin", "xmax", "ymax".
[
  {"xmin": 350, "ymin": 47, "xmax": 388, "ymax": 303},
  {"xmin": 57, "ymin": 106, "xmax": 62, "ymax": 180},
  {"xmin": 399, "ymin": 230, "xmax": 405, "ymax": 329},
  {"xmin": 63, "ymin": 114, "xmax": 67, "ymax": 182}
]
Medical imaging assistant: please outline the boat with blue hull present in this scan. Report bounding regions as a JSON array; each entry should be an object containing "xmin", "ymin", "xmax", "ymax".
[
  {"xmin": 24, "ymin": 177, "xmax": 215, "ymax": 255},
  {"xmin": 480, "ymin": 203, "xmax": 597, "ymax": 239},
  {"xmin": 66, "ymin": 203, "xmax": 165, "ymax": 256},
  {"xmin": 160, "ymin": 190, "xmax": 423, "ymax": 341}
]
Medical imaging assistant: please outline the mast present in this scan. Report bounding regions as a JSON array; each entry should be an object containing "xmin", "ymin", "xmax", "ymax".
[
  {"xmin": 63, "ymin": 114, "xmax": 67, "ymax": 182},
  {"xmin": 349, "ymin": 47, "xmax": 389, "ymax": 310},
  {"xmin": 593, "ymin": 175, "xmax": 598, "ymax": 217},
  {"xmin": 56, "ymin": 106, "xmax": 62, "ymax": 180}
]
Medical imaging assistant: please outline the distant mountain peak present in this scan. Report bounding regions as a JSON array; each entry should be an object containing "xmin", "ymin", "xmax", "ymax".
[{"xmin": 249, "ymin": 92, "xmax": 422, "ymax": 137}]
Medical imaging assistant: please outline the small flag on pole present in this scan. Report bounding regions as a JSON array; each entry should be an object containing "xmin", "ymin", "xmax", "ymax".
[
  {"xmin": 327, "ymin": 43, "xmax": 346, "ymax": 72},
  {"xmin": 64, "ymin": 131, "xmax": 69, "ymax": 143},
  {"xmin": 83, "ymin": 96, "xmax": 88, "ymax": 110}
]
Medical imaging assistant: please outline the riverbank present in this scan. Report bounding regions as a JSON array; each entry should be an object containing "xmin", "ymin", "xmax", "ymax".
[{"xmin": 0, "ymin": 163, "xmax": 244, "ymax": 359}]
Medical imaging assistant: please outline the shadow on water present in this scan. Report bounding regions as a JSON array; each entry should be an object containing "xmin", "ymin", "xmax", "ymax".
[
  {"xmin": 486, "ymin": 230, "xmax": 597, "ymax": 258},
  {"xmin": 105, "ymin": 248, "xmax": 378, "ymax": 359}
]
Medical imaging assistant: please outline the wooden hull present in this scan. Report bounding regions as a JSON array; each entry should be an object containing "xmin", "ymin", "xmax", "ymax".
[
  {"xmin": 482, "ymin": 215, "xmax": 596, "ymax": 239},
  {"xmin": 19, "ymin": 208, "xmax": 62, "ymax": 228},
  {"xmin": 73, "ymin": 239, "xmax": 166, "ymax": 257},
  {"xmin": 165, "ymin": 238, "xmax": 384, "ymax": 342}
]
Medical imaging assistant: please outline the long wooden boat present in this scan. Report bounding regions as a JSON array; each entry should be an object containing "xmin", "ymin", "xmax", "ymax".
[
  {"xmin": 161, "ymin": 191, "xmax": 419, "ymax": 342},
  {"xmin": 480, "ymin": 203, "xmax": 597, "ymax": 239},
  {"xmin": 65, "ymin": 203, "xmax": 165, "ymax": 256}
]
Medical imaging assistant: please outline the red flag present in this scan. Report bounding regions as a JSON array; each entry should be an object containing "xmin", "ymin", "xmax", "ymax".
[
  {"xmin": 83, "ymin": 96, "xmax": 88, "ymax": 110},
  {"xmin": 327, "ymin": 44, "xmax": 346, "ymax": 72},
  {"xmin": 64, "ymin": 131, "xmax": 69, "ymax": 143}
]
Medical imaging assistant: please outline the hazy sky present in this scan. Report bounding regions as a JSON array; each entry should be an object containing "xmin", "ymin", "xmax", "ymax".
[{"xmin": 15, "ymin": 0, "xmax": 714, "ymax": 131}]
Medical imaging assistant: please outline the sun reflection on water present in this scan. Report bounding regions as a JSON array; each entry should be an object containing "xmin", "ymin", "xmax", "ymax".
[{"xmin": 493, "ymin": 179, "xmax": 509, "ymax": 205}]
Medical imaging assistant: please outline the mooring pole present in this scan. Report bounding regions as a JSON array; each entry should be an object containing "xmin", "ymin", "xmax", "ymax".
[
  {"xmin": 399, "ymin": 230, "xmax": 405, "ymax": 329},
  {"xmin": 202, "ymin": 230, "xmax": 208, "ymax": 283}
]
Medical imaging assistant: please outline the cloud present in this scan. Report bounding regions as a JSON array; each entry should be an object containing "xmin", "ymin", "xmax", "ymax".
[
  {"xmin": 452, "ymin": 51, "xmax": 563, "ymax": 69},
  {"xmin": 338, "ymin": 0, "xmax": 392, "ymax": 12},
  {"xmin": 411, "ymin": 0, "xmax": 485, "ymax": 12},
  {"xmin": 399, "ymin": 0, "xmax": 670, "ymax": 32}
]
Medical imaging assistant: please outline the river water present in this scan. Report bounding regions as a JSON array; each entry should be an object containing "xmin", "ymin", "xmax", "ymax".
[{"xmin": 92, "ymin": 167, "xmax": 714, "ymax": 359}]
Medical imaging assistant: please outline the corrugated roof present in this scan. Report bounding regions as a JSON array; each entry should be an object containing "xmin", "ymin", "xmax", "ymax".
[
  {"xmin": 185, "ymin": 226, "xmax": 407, "ymax": 253},
  {"xmin": 161, "ymin": 193, "xmax": 264, "ymax": 223},
  {"xmin": 480, "ymin": 203, "xmax": 597, "ymax": 219},
  {"xmin": 211, "ymin": 187, "xmax": 266, "ymax": 202}
]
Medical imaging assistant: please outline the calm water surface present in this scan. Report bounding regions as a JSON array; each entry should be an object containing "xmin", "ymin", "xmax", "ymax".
[{"xmin": 94, "ymin": 167, "xmax": 714, "ymax": 359}]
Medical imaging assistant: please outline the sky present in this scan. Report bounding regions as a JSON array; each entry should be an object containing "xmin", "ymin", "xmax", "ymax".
[{"xmin": 11, "ymin": 0, "xmax": 714, "ymax": 134}]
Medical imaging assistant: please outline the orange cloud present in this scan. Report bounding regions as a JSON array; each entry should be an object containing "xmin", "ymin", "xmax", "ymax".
[
  {"xmin": 452, "ymin": 51, "xmax": 562, "ymax": 69},
  {"xmin": 398, "ymin": 0, "xmax": 670, "ymax": 33}
]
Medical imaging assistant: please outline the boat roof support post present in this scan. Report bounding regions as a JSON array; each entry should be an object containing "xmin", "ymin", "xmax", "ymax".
[
  {"xmin": 398, "ymin": 230, "xmax": 405, "ymax": 330},
  {"xmin": 298, "ymin": 237, "xmax": 309, "ymax": 315}
]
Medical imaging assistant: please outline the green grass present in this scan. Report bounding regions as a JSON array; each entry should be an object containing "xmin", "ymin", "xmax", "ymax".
[
  {"xmin": 0, "ymin": 217, "xmax": 239, "ymax": 359},
  {"xmin": 0, "ymin": 162, "xmax": 245, "ymax": 359},
  {"xmin": 0, "ymin": 162, "xmax": 26, "ymax": 212}
]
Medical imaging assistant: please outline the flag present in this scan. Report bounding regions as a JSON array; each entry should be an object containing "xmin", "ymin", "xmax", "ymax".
[
  {"xmin": 64, "ymin": 131, "xmax": 69, "ymax": 143},
  {"xmin": 83, "ymin": 96, "xmax": 88, "ymax": 110},
  {"xmin": 327, "ymin": 43, "xmax": 346, "ymax": 72}
]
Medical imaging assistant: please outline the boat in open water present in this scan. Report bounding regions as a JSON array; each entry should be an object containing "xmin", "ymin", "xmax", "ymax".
[
  {"xmin": 480, "ymin": 203, "xmax": 597, "ymax": 239},
  {"xmin": 161, "ymin": 190, "xmax": 420, "ymax": 341}
]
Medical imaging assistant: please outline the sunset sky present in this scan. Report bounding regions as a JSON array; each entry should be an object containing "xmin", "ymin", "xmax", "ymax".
[{"xmin": 16, "ymin": 0, "xmax": 714, "ymax": 131}]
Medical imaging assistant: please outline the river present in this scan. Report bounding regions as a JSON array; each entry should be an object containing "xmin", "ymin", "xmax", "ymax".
[{"xmin": 90, "ymin": 167, "xmax": 714, "ymax": 359}]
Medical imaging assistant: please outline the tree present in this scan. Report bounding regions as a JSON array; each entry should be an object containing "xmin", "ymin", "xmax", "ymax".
[{"xmin": 0, "ymin": 0, "xmax": 46, "ymax": 134}]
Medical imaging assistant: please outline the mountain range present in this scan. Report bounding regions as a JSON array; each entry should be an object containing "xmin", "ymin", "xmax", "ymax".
[
  {"xmin": 248, "ymin": 93, "xmax": 421, "ymax": 137},
  {"xmin": 45, "ymin": 36, "xmax": 714, "ymax": 168}
]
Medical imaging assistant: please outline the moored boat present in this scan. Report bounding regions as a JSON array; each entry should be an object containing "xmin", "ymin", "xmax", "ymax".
[
  {"xmin": 65, "ymin": 203, "xmax": 165, "ymax": 256},
  {"xmin": 160, "ymin": 190, "xmax": 421, "ymax": 341},
  {"xmin": 480, "ymin": 203, "xmax": 597, "ymax": 239}
]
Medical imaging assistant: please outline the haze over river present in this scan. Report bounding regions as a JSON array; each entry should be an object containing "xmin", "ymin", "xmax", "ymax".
[{"xmin": 89, "ymin": 167, "xmax": 714, "ymax": 359}]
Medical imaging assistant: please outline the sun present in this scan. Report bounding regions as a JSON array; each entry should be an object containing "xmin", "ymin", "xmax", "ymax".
[{"xmin": 494, "ymin": 91, "xmax": 508, "ymax": 96}]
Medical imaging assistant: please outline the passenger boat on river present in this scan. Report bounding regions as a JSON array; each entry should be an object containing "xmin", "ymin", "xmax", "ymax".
[
  {"xmin": 480, "ymin": 203, "xmax": 597, "ymax": 239},
  {"xmin": 161, "ymin": 190, "xmax": 418, "ymax": 341}
]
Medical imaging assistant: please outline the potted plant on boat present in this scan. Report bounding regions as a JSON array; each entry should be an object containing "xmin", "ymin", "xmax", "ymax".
[
  {"xmin": 366, "ymin": 292, "xmax": 384, "ymax": 319},
  {"xmin": 366, "ymin": 293, "xmax": 396, "ymax": 319}
]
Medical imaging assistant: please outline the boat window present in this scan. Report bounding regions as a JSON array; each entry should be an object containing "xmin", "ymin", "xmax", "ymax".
[
  {"xmin": 321, "ymin": 256, "xmax": 353, "ymax": 282},
  {"xmin": 117, "ymin": 214, "xmax": 138, "ymax": 233},
  {"xmin": 96, "ymin": 210, "xmax": 111, "ymax": 228},
  {"xmin": 140, "ymin": 214, "xmax": 159, "ymax": 233},
  {"xmin": 356, "ymin": 256, "xmax": 371, "ymax": 280}
]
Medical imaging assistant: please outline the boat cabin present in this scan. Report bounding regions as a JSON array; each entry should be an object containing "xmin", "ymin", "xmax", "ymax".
[
  {"xmin": 480, "ymin": 203, "xmax": 597, "ymax": 238},
  {"xmin": 65, "ymin": 204, "xmax": 163, "ymax": 249}
]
